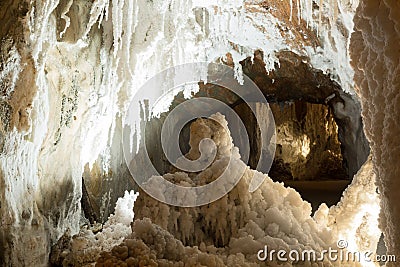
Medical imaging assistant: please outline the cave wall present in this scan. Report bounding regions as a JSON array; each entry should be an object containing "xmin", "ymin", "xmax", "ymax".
[
  {"xmin": 269, "ymin": 101, "xmax": 345, "ymax": 180},
  {"xmin": 0, "ymin": 1, "xmax": 50, "ymax": 265},
  {"xmin": 350, "ymin": 0, "xmax": 400, "ymax": 263},
  {"xmin": 0, "ymin": 0, "xmax": 122, "ymax": 265}
]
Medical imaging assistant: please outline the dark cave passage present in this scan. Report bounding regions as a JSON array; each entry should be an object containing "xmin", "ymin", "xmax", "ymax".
[{"xmin": 234, "ymin": 100, "xmax": 347, "ymax": 182}]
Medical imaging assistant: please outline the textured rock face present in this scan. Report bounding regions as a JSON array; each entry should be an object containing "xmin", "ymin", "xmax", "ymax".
[
  {"xmin": 0, "ymin": 1, "xmax": 48, "ymax": 265},
  {"xmin": 350, "ymin": 0, "xmax": 400, "ymax": 263},
  {"xmin": 0, "ymin": 0, "xmax": 121, "ymax": 265},
  {"xmin": 269, "ymin": 102, "xmax": 345, "ymax": 180}
]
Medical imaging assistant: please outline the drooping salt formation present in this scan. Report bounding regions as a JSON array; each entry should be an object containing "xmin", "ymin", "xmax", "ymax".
[
  {"xmin": 92, "ymin": 114, "xmax": 380, "ymax": 266},
  {"xmin": 350, "ymin": 0, "xmax": 400, "ymax": 264}
]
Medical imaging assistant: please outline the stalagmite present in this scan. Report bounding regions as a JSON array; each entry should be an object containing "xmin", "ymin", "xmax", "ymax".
[
  {"xmin": 87, "ymin": 114, "xmax": 379, "ymax": 266},
  {"xmin": 318, "ymin": 0, "xmax": 323, "ymax": 36}
]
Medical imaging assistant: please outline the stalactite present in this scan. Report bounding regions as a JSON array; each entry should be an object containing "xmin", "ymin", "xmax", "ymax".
[
  {"xmin": 84, "ymin": 0, "xmax": 110, "ymax": 38},
  {"xmin": 333, "ymin": 0, "xmax": 338, "ymax": 22},
  {"xmin": 318, "ymin": 0, "xmax": 323, "ymax": 36},
  {"xmin": 297, "ymin": 0, "xmax": 301, "ymax": 24},
  {"xmin": 59, "ymin": 0, "xmax": 73, "ymax": 39}
]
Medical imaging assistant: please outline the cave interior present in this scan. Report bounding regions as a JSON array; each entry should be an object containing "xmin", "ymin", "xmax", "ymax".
[{"xmin": 1, "ymin": 0, "xmax": 398, "ymax": 266}]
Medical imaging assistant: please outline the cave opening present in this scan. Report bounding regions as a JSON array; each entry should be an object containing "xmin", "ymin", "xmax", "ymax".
[
  {"xmin": 232, "ymin": 99, "xmax": 352, "ymax": 211},
  {"xmin": 84, "ymin": 49, "xmax": 365, "ymax": 219},
  {"xmin": 234, "ymin": 100, "xmax": 346, "ymax": 181},
  {"xmin": 150, "ymin": 52, "xmax": 371, "ymax": 212},
  {"xmin": 237, "ymin": 51, "xmax": 370, "ymax": 211}
]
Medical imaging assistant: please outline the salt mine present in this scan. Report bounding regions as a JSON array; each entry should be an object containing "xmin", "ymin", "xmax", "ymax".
[{"xmin": 0, "ymin": 0, "xmax": 399, "ymax": 266}]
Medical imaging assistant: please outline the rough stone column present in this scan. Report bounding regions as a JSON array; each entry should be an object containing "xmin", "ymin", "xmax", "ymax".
[
  {"xmin": 350, "ymin": 0, "xmax": 400, "ymax": 264},
  {"xmin": 0, "ymin": 0, "xmax": 49, "ymax": 266}
]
